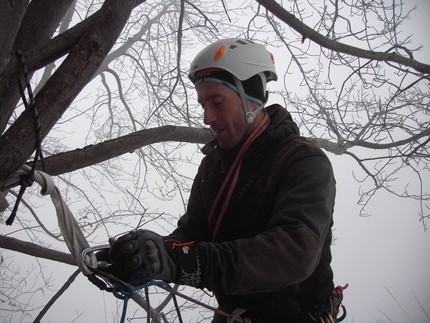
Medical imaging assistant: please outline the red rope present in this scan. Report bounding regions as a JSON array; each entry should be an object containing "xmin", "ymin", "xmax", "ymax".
[{"xmin": 208, "ymin": 113, "xmax": 270, "ymax": 241}]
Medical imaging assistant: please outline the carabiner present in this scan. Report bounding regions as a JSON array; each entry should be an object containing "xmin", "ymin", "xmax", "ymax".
[{"xmin": 81, "ymin": 244, "xmax": 111, "ymax": 269}]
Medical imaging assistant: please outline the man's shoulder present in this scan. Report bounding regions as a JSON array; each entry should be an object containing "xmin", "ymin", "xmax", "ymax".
[{"xmin": 269, "ymin": 134, "xmax": 329, "ymax": 168}]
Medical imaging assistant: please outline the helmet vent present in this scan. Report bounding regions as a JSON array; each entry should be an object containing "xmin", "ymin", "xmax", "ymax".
[{"xmin": 236, "ymin": 39, "xmax": 248, "ymax": 45}]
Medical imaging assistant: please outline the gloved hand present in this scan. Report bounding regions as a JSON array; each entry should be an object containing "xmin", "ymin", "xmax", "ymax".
[{"xmin": 109, "ymin": 229, "xmax": 177, "ymax": 286}]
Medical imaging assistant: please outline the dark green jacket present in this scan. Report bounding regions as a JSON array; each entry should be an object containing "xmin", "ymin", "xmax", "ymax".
[{"xmin": 169, "ymin": 104, "xmax": 335, "ymax": 322}]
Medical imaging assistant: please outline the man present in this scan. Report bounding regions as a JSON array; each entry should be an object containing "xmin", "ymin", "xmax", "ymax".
[{"xmin": 108, "ymin": 38, "xmax": 341, "ymax": 322}]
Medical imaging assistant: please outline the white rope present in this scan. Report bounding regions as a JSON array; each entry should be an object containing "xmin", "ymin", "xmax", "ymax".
[
  {"xmin": 0, "ymin": 166, "xmax": 188, "ymax": 322},
  {"xmin": 1, "ymin": 165, "xmax": 96, "ymax": 275}
]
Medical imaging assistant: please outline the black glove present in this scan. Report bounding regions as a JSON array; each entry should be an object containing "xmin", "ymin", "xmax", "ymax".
[
  {"xmin": 87, "ymin": 247, "xmax": 122, "ymax": 291},
  {"xmin": 109, "ymin": 229, "xmax": 177, "ymax": 286}
]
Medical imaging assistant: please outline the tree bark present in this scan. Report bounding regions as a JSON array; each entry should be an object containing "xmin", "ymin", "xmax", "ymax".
[
  {"xmin": 0, "ymin": 0, "xmax": 75, "ymax": 133},
  {"xmin": 0, "ymin": 0, "xmax": 28, "ymax": 67},
  {"xmin": 0, "ymin": 0, "xmax": 137, "ymax": 187}
]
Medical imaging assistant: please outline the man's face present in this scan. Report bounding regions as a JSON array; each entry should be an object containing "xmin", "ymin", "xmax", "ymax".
[{"xmin": 197, "ymin": 82, "xmax": 246, "ymax": 150}]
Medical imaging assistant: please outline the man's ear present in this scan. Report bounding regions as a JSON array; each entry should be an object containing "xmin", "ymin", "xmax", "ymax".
[{"xmin": 248, "ymin": 101, "xmax": 260, "ymax": 112}]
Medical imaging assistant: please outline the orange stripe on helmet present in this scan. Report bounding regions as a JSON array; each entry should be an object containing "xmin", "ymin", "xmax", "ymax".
[
  {"xmin": 214, "ymin": 44, "xmax": 227, "ymax": 61},
  {"xmin": 269, "ymin": 51, "xmax": 275, "ymax": 64}
]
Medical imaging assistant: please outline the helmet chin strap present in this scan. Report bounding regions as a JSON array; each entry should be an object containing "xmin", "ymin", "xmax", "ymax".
[{"xmin": 232, "ymin": 73, "xmax": 268, "ymax": 136}]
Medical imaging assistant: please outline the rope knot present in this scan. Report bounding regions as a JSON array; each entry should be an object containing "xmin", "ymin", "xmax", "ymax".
[
  {"xmin": 19, "ymin": 175, "xmax": 34, "ymax": 188},
  {"xmin": 113, "ymin": 283, "xmax": 134, "ymax": 301}
]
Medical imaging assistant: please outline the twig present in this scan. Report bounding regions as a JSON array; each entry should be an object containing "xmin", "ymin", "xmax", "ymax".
[{"xmin": 33, "ymin": 269, "xmax": 81, "ymax": 323}]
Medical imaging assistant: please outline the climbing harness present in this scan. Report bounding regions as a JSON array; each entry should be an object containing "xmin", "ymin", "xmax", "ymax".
[
  {"xmin": 330, "ymin": 284, "xmax": 348, "ymax": 322},
  {"xmin": 5, "ymin": 50, "xmax": 45, "ymax": 226},
  {"xmin": 309, "ymin": 284, "xmax": 348, "ymax": 323}
]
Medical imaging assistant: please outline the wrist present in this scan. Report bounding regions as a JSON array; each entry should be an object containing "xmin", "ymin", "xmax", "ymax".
[{"xmin": 165, "ymin": 240, "xmax": 202, "ymax": 288}]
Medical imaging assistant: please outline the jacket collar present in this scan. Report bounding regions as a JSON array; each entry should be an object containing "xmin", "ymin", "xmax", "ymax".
[{"xmin": 202, "ymin": 104, "xmax": 299, "ymax": 160}]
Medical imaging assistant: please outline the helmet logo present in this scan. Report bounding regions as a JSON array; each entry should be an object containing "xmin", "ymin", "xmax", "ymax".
[{"xmin": 214, "ymin": 44, "xmax": 227, "ymax": 61}]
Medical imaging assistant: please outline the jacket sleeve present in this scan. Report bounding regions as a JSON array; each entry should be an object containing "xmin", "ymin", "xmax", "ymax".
[
  {"xmin": 168, "ymin": 156, "xmax": 213, "ymax": 243},
  {"xmin": 170, "ymin": 155, "xmax": 335, "ymax": 295}
]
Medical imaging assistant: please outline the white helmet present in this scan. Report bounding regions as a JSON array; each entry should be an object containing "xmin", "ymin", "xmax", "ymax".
[
  {"xmin": 189, "ymin": 38, "xmax": 277, "ymax": 83},
  {"xmin": 189, "ymin": 38, "xmax": 277, "ymax": 126}
]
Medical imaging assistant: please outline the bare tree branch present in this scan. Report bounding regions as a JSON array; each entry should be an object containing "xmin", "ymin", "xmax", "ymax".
[
  {"xmin": 256, "ymin": 0, "xmax": 430, "ymax": 74},
  {"xmin": 32, "ymin": 269, "xmax": 81, "ymax": 323},
  {"xmin": 0, "ymin": 235, "xmax": 76, "ymax": 266},
  {"xmin": 31, "ymin": 126, "xmax": 212, "ymax": 178}
]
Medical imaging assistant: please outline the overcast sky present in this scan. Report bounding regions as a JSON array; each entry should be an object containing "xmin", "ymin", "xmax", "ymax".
[{"xmin": 329, "ymin": 3, "xmax": 430, "ymax": 319}]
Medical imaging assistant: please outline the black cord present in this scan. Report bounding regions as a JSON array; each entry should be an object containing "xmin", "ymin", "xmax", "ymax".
[{"xmin": 5, "ymin": 51, "xmax": 46, "ymax": 226}]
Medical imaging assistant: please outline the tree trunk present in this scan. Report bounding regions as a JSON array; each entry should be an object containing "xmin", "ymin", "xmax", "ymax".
[
  {"xmin": 0, "ymin": 0, "xmax": 74, "ymax": 133},
  {"xmin": 0, "ymin": 0, "xmax": 137, "ymax": 187}
]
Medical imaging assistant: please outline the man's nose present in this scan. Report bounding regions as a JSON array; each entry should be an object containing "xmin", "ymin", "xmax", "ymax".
[{"xmin": 203, "ymin": 107, "xmax": 216, "ymax": 125}]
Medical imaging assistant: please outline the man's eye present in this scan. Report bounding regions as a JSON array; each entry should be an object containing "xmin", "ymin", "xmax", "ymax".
[{"xmin": 200, "ymin": 100, "xmax": 222, "ymax": 110}]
